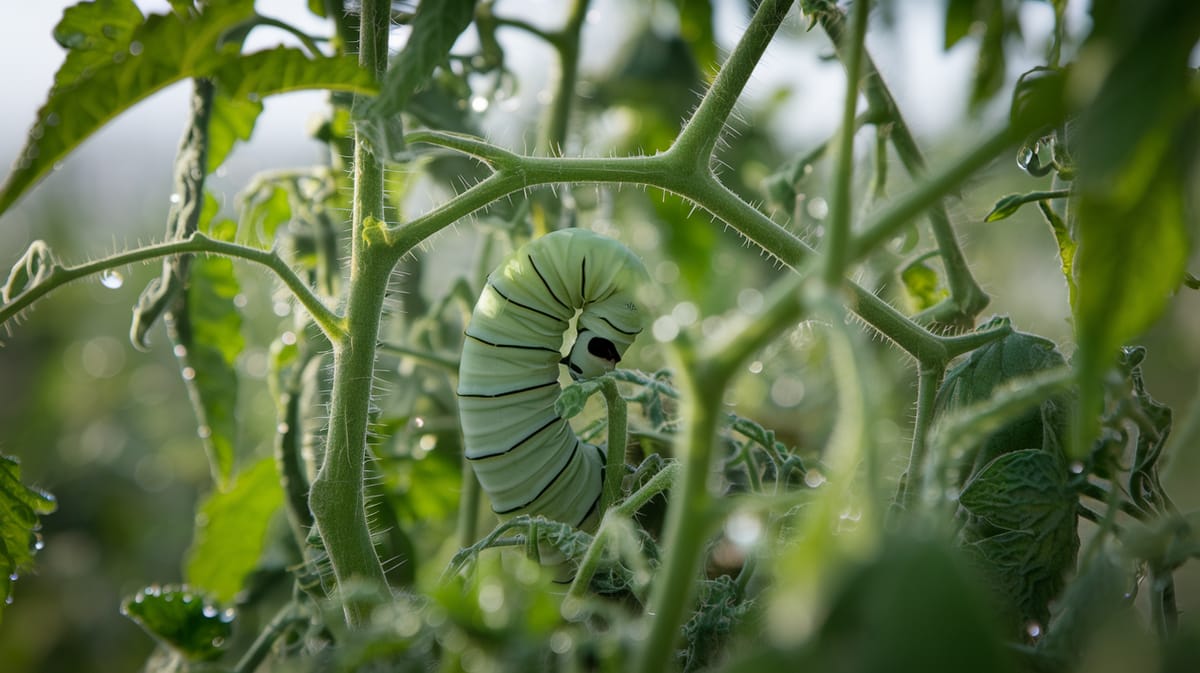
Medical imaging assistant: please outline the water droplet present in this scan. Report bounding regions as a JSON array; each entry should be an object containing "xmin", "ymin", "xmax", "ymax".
[
  {"xmin": 804, "ymin": 470, "xmax": 826, "ymax": 488},
  {"xmin": 4, "ymin": 596, "xmax": 11, "ymax": 605},
  {"xmin": 173, "ymin": 344, "xmax": 187, "ymax": 358},
  {"xmin": 469, "ymin": 96, "xmax": 489, "ymax": 113},
  {"xmin": 220, "ymin": 608, "xmax": 235, "ymax": 623},
  {"xmin": 748, "ymin": 360, "xmax": 764, "ymax": 374},
  {"xmin": 8, "ymin": 572, "xmax": 18, "ymax": 582},
  {"xmin": 272, "ymin": 301, "xmax": 291, "ymax": 317},
  {"xmin": 196, "ymin": 425, "xmax": 211, "ymax": 439},
  {"xmin": 168, "ymin": 193, "xmax": 181, "ymax": 204},
  {"xmin": 806, "ymin": 197, "xmax": 829, "ymax": 220},
  {"xmin": 1025, "ymin": 621, "xmax": 1042, "ymax": 639},
  {"xmin": 280, "ymin": 331, "xmax": 297, "ymax": 345},
  {"xmin": 277, "ymin": 422, "xmax": 289, "ymax": 435},
  {"xmin": 211, "ymin": 636, "xmax": 225, "ymax": 648},
  {"xmin": 202, "ymin": 605, "xmax": 218, "ymax": 618},
  {"xmin": 181, "ymin": 366, "xmax": 196, "ymax": 381},
  {"xmin": 1069, "ymin": 461, "xmax": 1084, "ymax": 474},
  {"xmin": 725, "ymin": 510, "xmax": 763, "ymax": 549},
  {"xmin": 99, "ymin": 269, "xmax": 124, "ymax": 289},
  {"xmin": 128, "ymin": 41, "xmax": 143, "ymax": 56},
  {"xmin": 33, "ymin": 538, "xmax": 44, "ymax": 551},
  {"xmin": 44, "ymin": 113, "xmax": 60, "ymax": 127},
  {"xmin": 413, "ymin": 417, "xmax": 426, "ymax": 429}
]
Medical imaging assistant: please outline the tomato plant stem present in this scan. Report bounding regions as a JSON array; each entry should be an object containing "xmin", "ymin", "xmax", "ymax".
[
  {"xmin": 824, "ymin": 0, "xmax": 870, "ymax": 287},
  {"xmin": 308, "ymin": 0, "xmax": 391, "ymax": 627}
]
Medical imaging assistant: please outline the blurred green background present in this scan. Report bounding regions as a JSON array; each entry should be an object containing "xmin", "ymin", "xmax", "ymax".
[{"xmin": 1, "ymin": 1, "xmax": 1198, "ymax": 671}]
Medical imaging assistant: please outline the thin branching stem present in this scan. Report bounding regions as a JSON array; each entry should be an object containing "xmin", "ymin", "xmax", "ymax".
[
  {"xmin": 0, "ymin": 233, "xmax": 344, "ymax": 340},
  {"xmin": 824, "ymin": 0, "xmax": 870, "ymax": 286}
]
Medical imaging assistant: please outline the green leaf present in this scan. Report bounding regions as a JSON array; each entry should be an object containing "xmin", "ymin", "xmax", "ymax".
[
  {"xmin": 0, "ymin": 4, "xmax": 254, "ymax": 215},
  {"xmin": 983, "ymin": 193, "xmax": 1025, "ymax": 222},
  {"xmin": 959, "ymin": 449, "xmax": 1079, "ymax": 635},
  {"xmin": 206, "ymin": 92, "xmax": 261, "ymax": 173},
  {"xmin": 943, "ymin": 0, "xmax": 977, "ymax": 49},
  {"xmin": 675, "ymin": 0, "xmax": 718, "ymax": 75},
  {"xmin": 1069, "ymin": 2, "xmax": 1199, "ymax": 456},
  {"xmin": 934, "ymin": 320, "xmax": 1071, "ymax": 476},
  {"xmin": 0, "ymin": 455, "xmax": 56, "ymax": 624},
  {"xmin": 211, "ymin": 47, "xmax": 378, "ymax": 100},
  {"xmin": 556, "ymin": 380, "xmax": 601, "ymax": 419},
  {"xmin": 186, "ymin": 458, "xmax": 284, "ymax": 603},
  {"xmin": 900, "ymin": 259, "xmax": 948, "ymax": 312},
  {"xmin": 368, "ymin": 0, "xmax": 476, "ymax": 118},
  {"xmin": 959, "ymin": 449, "xmax": 1069, "ymax": 531},
  {"xmin": 0, "ymin": 2, "xmax": 377, "ymax": 216},
  {"xmin": 52, "ymin": 0, "xmax": 145, "ymax": 88},
  {"xmin": 172, "ymin": 224, "xmax": 245, "ymax": 486},
  {"xmin": 120, "ymin": 585, "xmax": 234, "ymax": 661}
]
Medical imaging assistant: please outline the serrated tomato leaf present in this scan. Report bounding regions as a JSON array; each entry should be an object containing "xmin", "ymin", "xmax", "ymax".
[
  {"xmin": 0, "ymin": 3, "xmax": 377, "ymax": 216},
  {"xmin": 959, "ymin": 450, "xmax": 1078, "ymax": 637},
  {"xmin": 186, "ymin": 458, "xmax": 284, "ymax": 603},
  {"xmin": 121, "ymin": 585, "xmax": 234, "ymax": 661},
  {"xmin": 170, "ymin": 230, "xmax": 245, "ymax": 486},
  {"xmin": 368, "ymin": 0, "xmax": 476, "ymax": 118},
  {"xmin": 0, "ymin": 454, "xmax": 56, "ymax": 624},
  {"xmin": 52, "ymin": 0, "xmax": 146, "ymax": 88}
]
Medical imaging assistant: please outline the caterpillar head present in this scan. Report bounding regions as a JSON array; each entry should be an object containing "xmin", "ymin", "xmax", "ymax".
[{"xmin": 562, "ymin": 330, "xmax": 621, "ymax": 381}]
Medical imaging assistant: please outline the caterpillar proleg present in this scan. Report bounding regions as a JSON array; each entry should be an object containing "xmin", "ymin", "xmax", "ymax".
[{"xmin": 457, "ymin": 228, "xmax": 649, "ymax": 533}]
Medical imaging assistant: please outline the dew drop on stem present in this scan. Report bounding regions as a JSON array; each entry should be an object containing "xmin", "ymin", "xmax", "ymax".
[{"xmin": 99, "ymin": 269, "xmax": 124, "ymax": 289}]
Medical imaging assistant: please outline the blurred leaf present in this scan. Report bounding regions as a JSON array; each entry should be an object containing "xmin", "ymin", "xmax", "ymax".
[
  {"xmin": 186, "ymin": 458, "xmax": 284, "ymax": 603},
  {"xmin": 941, "ymin": 0, "xmax": 1021, "ymax": 109},
  {"xmin": 675, "ymin": 0, "xmax": 718, "ymax": 75},
  {"xmin": 239, "ymin": 179, "xmax": 294, "ymax": 245},
  {"xmin": 0, "ymin": 454, "xmax": 56, "ymax": 623},
  {"xmin": 211, "ymin": 47, "xmax": 377, "ymax": 100},
  {"xmin": 759, "ymin": 532, "xmax": 1018, "ymax": 673},
  {"xmin": 367, "ymin": 0, "xmax": 476, "ymax": 119},
  {"xmin": 170, "ymin": 218, "xmax": 245, "ymax": 486},
  {"xmin": 944, "ymin": 0, "xmax": 976, "ymax": 49},
  {"xmin": 1069, "ymin": 0, "xmax": 1199, "ymax": 457},
  {"xmin": 120, "ymin": 585, "xmax": 234, "ymax": 661},
  {"xmin": 206, "ymin": 92, "xmax": 261, "ymax": 173},
  {"xmin": 653, "ymin": 191, "xmax": 720, "ymax": 301},
  {"xmin": 900, "ymin": 259, "xmax": 948, "ymax": 312}
]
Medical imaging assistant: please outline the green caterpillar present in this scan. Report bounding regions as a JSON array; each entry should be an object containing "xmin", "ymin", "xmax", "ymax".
[{"xmin": 457, "ymin": 229, "xmax": 649, "ymax": 532}]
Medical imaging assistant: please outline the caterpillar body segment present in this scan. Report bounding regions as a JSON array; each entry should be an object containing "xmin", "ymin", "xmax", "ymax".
[{"xmin": 457, "ymin": 229, "xmax": 649, "ymax": 533}]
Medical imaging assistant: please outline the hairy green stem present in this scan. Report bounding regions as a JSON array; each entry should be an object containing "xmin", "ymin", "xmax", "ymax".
[
  {"xmin": 635, "ymin": 352, "xmax": 723, "ymax": 673},
  {"xmin": 824, "ymin": 0, "xmax": 870, "ymax": 286},
  {"xmin": 670, "ymin": 0, "xmax": 792, "ymax": 167},
  {"xmin": 0, "ymin": 233, "xmax": 343, "ymax": 340},
  {"xmin": 818, "ymin": 4, "xmax": 988, "ymax": 323},
  {"xmin": 541, "ymin": 0, "xmax": 590, "ymax": 156},
  {"xmin": 895, "ymin": 363, "xmax": 943, "ymax": 510},
  {"xmin": 233, "ymin": 603, "xmax": 304, "ymax": 673},
  {"xmin": 599, "ymin": 378, "xmax": 628, "ymax": 514},
  {"xmin": 308, "ymin": 0, "xmax": 391, "ymax": 627}
]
